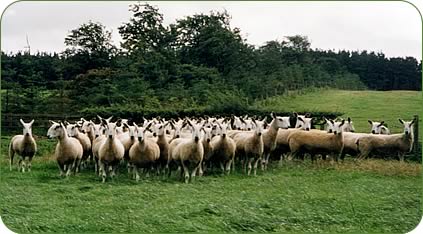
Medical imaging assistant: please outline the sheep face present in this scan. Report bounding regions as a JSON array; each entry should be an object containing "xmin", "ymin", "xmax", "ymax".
[
  {"xmin": 172, "ymin": 124, "xmax": 182, "ymax": 139},
  {"xmin": 275, "ymin": 116, "xmax": 290, "ymax": 129},
  {"xmin": 103, "ymin": 122, "xmax": 118, "ymax": 139},
  {"xmin": 92, "ymin": 123, "xmax": 104, "ymax": 138},
  {"xmin": 216, "ymin": 122, "xmax": 230, "ymax": 137},
  {"xmin": 368, "ymin": 120, "xmax": 386, "ymax": 134},
  {"xmin": 399, "ymin": 118, "xmax": 415, "ymax": 136},
  {"xmin": 331, "ymin": 120, "xmax": 345, "ymax": 135},
  {"xmin": 152, "ymin": 123, "xmax": 168, "ymax": 137},
  {"xmin": 66, "ymin": 124, "xmax": 79, "ymax": 137},
  {"xmin": 296, "ymin": 116, "xmax": 312, "ymax": 131},
  {"xmin": 136, "ymin": 126, "xmax": 147, "ymax": 142},
  {"xmin": 81, "ymin": 121, "xmax": 93, "ymax": 133},
  {"xmin": 47, "ymin": 121, "xmax": 66, "ymax": 139},
  {"xmin": 342, "ymin": 117, "xmax": 355, "ymax": 132},
  {"xmin": 20, "ymin": 119, "xmax": 34, "ymax": 136},
  {"xmin": 243, "ymin": 119, "xmax": 256, "ymax": 131},
  {"xmin": 253, "ymin": 119, "xmax": 264, "ymax": 136},
  {"xmin": 185, "ymin": 120, "xmax": 202, "ymax": 142},
  {"xmin": 123, "ymin": 123, "xmax": 137, "ymax": 139},
  {"xmin": 232, "ymin": 116, "xmax": 243, "ymax": 130},
  {"xmin": 202, "ymin": 128, "xmax": 213, "ymax": 142}
]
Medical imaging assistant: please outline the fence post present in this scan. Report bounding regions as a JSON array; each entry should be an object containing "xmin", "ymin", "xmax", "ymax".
[{"xmin": 413, "ymin": 115, "xmax": 419, "ymax": 154}]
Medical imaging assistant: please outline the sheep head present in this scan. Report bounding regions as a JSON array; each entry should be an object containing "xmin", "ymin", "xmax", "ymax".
[{"xmin": 20, "ymin": 119, "xmax": 34, "ymax": 136}]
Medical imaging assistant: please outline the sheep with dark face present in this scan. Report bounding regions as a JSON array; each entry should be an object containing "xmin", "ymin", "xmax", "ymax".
[
  {"xmin": 9, "ymin": 119, "xmax": 37, "ymax": 172},
  {"xmin": 47, "ymin": 121, "xmax": 83, "ymax": 177}
]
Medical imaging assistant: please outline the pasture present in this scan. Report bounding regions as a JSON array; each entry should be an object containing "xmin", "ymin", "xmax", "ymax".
[
  {"xmin": 1, "ymin": 89, "xmax": 422, "ymax": 233},
  {"xmin": 258, "ymin": 89, "xmax": 422, "ymax": 138}
]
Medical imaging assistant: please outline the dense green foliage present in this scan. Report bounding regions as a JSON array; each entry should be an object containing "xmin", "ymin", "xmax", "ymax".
[
  {"xmin": 0, "ymin": 136, "xmax": 421, "ymax": 233},
  {"xmin": 1, "ymin": 3, "xmax": 421, "ymax": 117}
]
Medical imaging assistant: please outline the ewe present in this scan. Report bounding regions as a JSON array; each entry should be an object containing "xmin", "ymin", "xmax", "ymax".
[{"xmin": 9, "ymin": 119, "xmax": 37, "ymax": 172}]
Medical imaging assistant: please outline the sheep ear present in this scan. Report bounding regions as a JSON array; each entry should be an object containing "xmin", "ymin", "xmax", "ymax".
[
  {"xmin": 305, "ymin": 113, "xmax": 311, "ymax": 118},
  {"xmin": 262, "ymin": 116, "xmax": 268, "ymax": 123},
  {"xmin": 347, "ymin": 117, "xmax": 351, "ymax": 123},
  {"xmin": 64, "ymin": 121, "xmax": 70, "ymax": 126},
  {"xmin": 368, "ymin": 120, "xmax": 373, "ymax": 125},
  {"xmin": 106, "ymin": 116, "xmax": 113, "ymax": 123},
  {"xmin": 329, "ymin": 119, "xmax": 335, "ymax": 125},
  {"xmin": 293, "ymin": 112, "xmax": 298, "ymax": 117},
  {"xmin": 378, "ymin": 121, "xmax": 385, "ymax": 127},
  {"xmin": 270, "ymin": 112, "xmax": 276, "ymax": 119},
  {"xmin": 20, "ymin": 119, "xmax": 25, "ymax": 125},
  {"xmin": 49, "ymin": 120, "xmax": 56, "ymax": 125},
  {"xmin": 240, "ymin": 118, "xmax": 247, "ymax": 124},
  {"xmin": 251, "ymin": 118, "xmax": 257, "ymax": 125},
  {"xmin": 123, "ymin": 123, "xmax": 130, "ymax": 129},
  {"xmin": 133, "ymin": 123, "xmax": 139, "ymax": 129},
  {"xmin": 146, "ymin": 121, "xmax": 154, "ymax": 130},
  {"xmin": 29, "ymin": 119, "xmax": 34, "ymax": 125},
  {"xmin": 298, "ymin": 117, "xmax": 305, "ymax": 123},
  {"xmin": 410, "ymin": 118, "xmax": 416, "ymax": 125},
  {"xmin": 323, "ymin": 117, "xmax": 328, "ymax": 124},
  {"xmin": 97, "ymin": 115, "xmax": 103, "ymax": 121},
  {"xmin": 398, "ymin": 119, "xmax": 404, "ymax": 125},
  {"xmin": 340, "ymin": 119, "xmax": 345, "ymax": 127}
]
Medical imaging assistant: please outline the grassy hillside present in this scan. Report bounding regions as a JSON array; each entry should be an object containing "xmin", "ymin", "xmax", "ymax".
[
  {"xmin": 256, "ymin": 89, "xmax": 422, "ymax": 136},
  {"xmin": 0, "ymin": 136, "xmax": 421, "ymax": 233}
]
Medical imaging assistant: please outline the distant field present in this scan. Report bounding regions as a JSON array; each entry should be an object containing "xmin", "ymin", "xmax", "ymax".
[
  {"xmin": 256, "ymin": 89, "xmax": 422, "ymax": 137},
  {"xmin": 0, "ymin": 136, "xmax": 421, "ymax": 233}
]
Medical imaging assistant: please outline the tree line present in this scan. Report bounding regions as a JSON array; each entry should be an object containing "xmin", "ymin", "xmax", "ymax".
[{"xmin": 1, "ymin": 3, "xmax": 421, "ymax": 116}]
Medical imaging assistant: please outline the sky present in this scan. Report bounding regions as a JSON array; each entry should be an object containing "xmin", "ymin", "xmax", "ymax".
[{"xmin": 1, "ymin": 1, "xmax": 422, "ymax": 60}]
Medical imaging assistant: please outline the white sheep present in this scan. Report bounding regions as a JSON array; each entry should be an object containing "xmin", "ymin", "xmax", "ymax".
[
  {"xmin": 231, "ymin": 119, "xmax": 264, "ymax": 176},
  {"xmin": 210, "ymin": 122, "xmax": 236, "ymax": 175},
  {"xmin": 47, "ymin": 121, "xmax": 83, "ymax": 176},
  {"xmin": 66, "ymin": 122, "xmax": 92, "ymax": 169},
  {"xmin": 170, "ymin": 119, "xmax": 204, "ymax": 183},
  {"xmin": 98, "ymin": 118, "xmax": 125, "ymax": 182},
  {"xmin": 261, "ymin": 113, "xmax": 291, "ymax": 170},
  {"xmin": 9, "ymin": 119, "xmax": 37, "ymax": 172},
  {"xmin": 288, "ymin": 120, "xmax": 346, "ymax": 162},
  {"xmin": 368, "ymin": 120, "xmax": 390, "ymax": 134},
  {"xmin": 117, "ymin": 122, "xmax": 138, "ymax": 173},
  {"xmin": 357, "ymin": 118, "xmax": 415, "ymax": 161},
  {"xmin": 128, "ymin": 123, "xmax": 160, "ymax": 181}
]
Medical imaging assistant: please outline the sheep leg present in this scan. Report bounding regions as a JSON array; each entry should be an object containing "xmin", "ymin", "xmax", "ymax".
[
  {"xmin": 100, "ymin": 162, "xmax": 106, "ymax": 183},
  {"xmin": 18, "ymin": 158, "xmax": 22, "ymax": 172},
  {"xmin": 191, "ymin": 161, "xmax": 202, "ymax": 182},
  {"xmin": 253, "ymin": 157, "xmax": 260, "ymax": 176},
  {"xmin": 9, "ymin": 147, "xmax": 15, "ymax": 171},
  {"xmin": 398, "ymin": 153, "xmax": 405, "ymax": 162},
  {"xmin": 225, "ymin": 160, "xmax": 232, "ymax": 175},
  {"xmin": 66, "ymin": 162, "xmax": 73, "ymax": 177},
  {"xmin": 22, "ymin": 158, "xmax": 27, "ymax": 173},
  {"xmin": 135, "ymin": 166, "xmax": 140, "ymax": 182},
  {"xmin": 28, "ymin": 156, "xmax": 33, "ymax": 172},
  {"xmin": 58, "ymin": 162, "xmax": 65, "ymax": 177},
  {"xmin": 181, "ymin": 161, "xmax": 190, "ymax": 183},
  {"xmin": 247, "ymin": 157, "xmax": 254, "ymax": 176}
]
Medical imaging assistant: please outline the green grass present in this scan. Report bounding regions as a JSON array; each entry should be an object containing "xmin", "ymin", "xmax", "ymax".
[
  {"xmin": 256, "ymin": 89, "xmax": 422, "ymax": 136},
  {"xmin": 0, "ymin": 136, "xmax": 421, "ymax": 233}
]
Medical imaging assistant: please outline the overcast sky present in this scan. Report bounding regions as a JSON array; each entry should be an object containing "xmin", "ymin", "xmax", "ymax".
[{"xmin": 1, "ymin": 1, "xmax": 422, "ymax": 59}]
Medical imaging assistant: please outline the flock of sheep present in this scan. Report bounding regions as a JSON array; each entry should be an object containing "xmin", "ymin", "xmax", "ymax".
[{"xmin": 9, "ymin": 113, "xmax": 416, "ymax": 183}]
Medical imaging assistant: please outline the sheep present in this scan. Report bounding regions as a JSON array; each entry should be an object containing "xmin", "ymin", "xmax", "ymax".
[
  {"xmin": 356, "ymin": 118, "xmax": 415, "ymax": 161},
  {"xmin": 97, "ymin": 118, "xmax": 125, "ymax": 183},
  {"xmin": 66, "ymin": 122, "xmax": 92, "ymax": 170},
  {"xmin": 117, "ymin": 123, "xmax": 138, "ymax": 173},
  {"xmin": 128, "ymin": 123, "xmax": 160, "ymax": 181},
  {"xmin": 200, "ymin": 126, "xmax": 214, "ymax": 175},
  {"xmin": 231, "ymin": 115, "xmax": 244, "ymax": 130},
  {"xmin": 261, "ymin": 113, "xmax": 291, "ymax": 170},
  {"xmin": 271, "ymin": 114, "xmax": 313, "ymax": 162},
  {"xmin": 210, "ymin": 122, "xmax": 236, "ymax": 175},
  {"xmin": 231, "ymin": 119, "xmax": 264, "ymax": 176},
  {"xmin": 368, "ymin": 120, "xmax": 390, "ymax": 134},
  {"xmin": 288, "ymin": 120, "xmax": 346, "ymax": 162},
  {"xmin": 80, "ymin": 118, "xmax": 95, "ymax": 143},
  {"xmin": 91, "ymin": 120, "xmax": 107, "ymax": 175},
  {"xmin": 294, "ymin": 113, "xmax": 312, "ymax": 130},
  {"xmin": 47, "ymin": 121, "xmax": 83, "ymax": 176},
  {"xmin": 169, "ymin": 119, "xmax": 204, "ymax": 183},
  {"xmin": 9, "ymin": 119, "xmax": 37, "ymax": 172},
  {"xmin": 151, "ymin": 121, "xmax": 172, "ymax": 175}
]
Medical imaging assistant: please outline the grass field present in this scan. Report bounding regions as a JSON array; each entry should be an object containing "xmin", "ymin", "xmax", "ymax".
[
  {"xmin": 256, "ymin": 89, "xmax": 422, "ymax": 137},
  {"xmin": 1, "ymin": 89, "xmax": 422, "ymax": 233}
]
